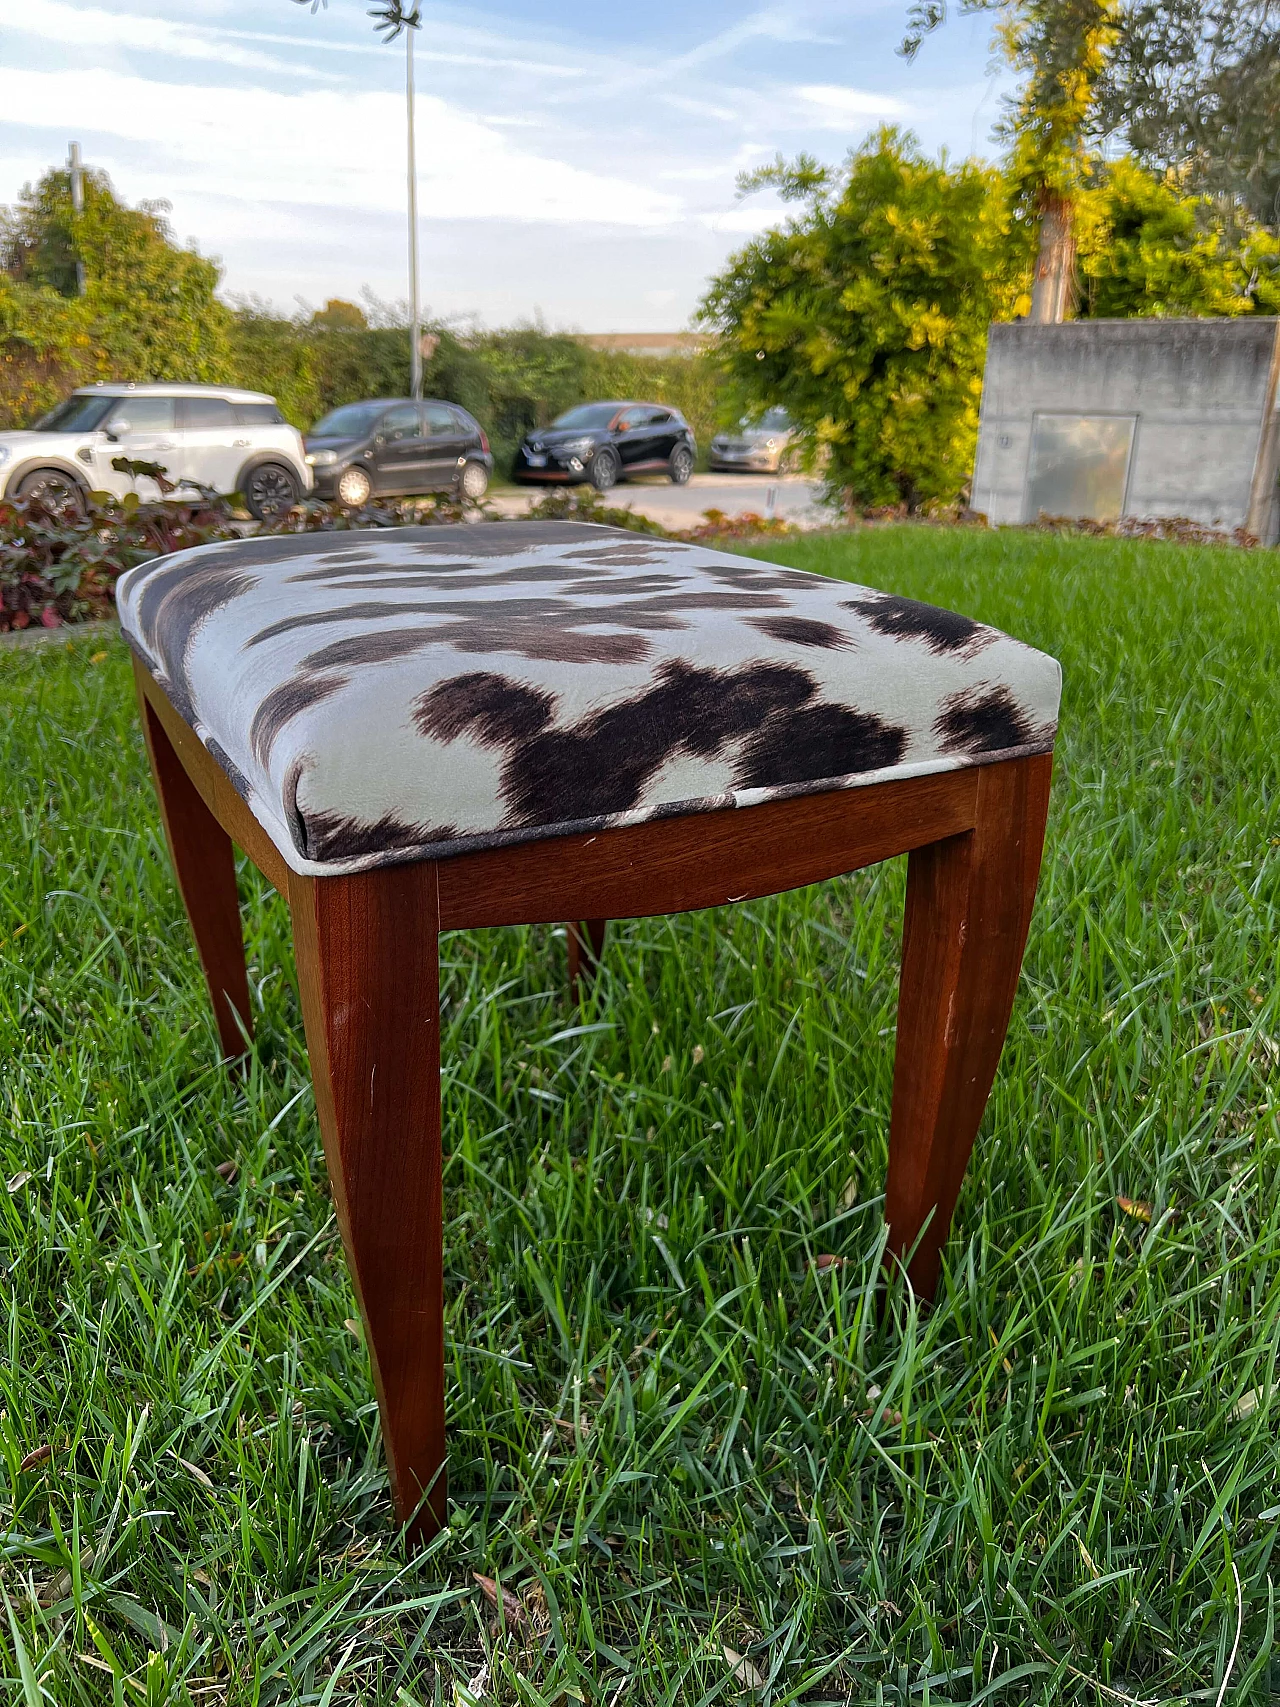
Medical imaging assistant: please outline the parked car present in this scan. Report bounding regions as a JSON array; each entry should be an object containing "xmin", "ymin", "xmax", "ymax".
[
  {"xmin": 513, "ymin": 401, "xmax": 696, "ymax": 490},
  {"xmin": 304, "ymin": 399, "xmax": 493, "ymax": 505},
  {"xmin": 709, "ymin": 407, "xmax": 795, "ymax": 474},
  {"xmin": 0, "ymin": 383, "xmax": 311, "ymax": 518}
]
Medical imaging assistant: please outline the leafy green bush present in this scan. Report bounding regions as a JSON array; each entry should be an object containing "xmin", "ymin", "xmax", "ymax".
[
  {"xmin": 0, "ymin": 481, "xmax": 483, "ymax": 632},
  {"xmin": 1076, "ymin": 157, "xmax": 1280, "ymax": 316},
  {"xmin": 0, "ymin": 168, "xmax": 231, "ymax": 427},
  {"xmin": 1, "ymin": 478, "xmax": 801, "ymax": 632},
  {"xmin": 700, "ymin": 129, "xmax": 1027, "ymax": 515},
  {"xmin": 0, "ymin": 487, "xmax": 238, "ymax": 630}
]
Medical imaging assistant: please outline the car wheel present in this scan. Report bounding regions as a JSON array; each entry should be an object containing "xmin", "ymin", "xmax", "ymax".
[
  {"xmin": 243, "ymin": 463, "xmax": 300, "ymax": 520},
  {"xmin": 15, "ymin": 468, "xmax": 86, "ymax": 515},
  {"xmin": 590, "ymin": 448, "xmax": 619, "ymax": 492},
  {"xmin": 335, "ymin": 466, "xmax": 373, "ymax": 507},
  {"xmin": 669, "ymin": 445, "xmax": 694, "ymax": 486},
  {"xmin": 459, "ymin": 461, "xmax": 489, "ymax": 500}
]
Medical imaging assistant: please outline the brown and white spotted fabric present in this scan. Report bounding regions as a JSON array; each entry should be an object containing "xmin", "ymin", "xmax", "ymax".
[{"xmin": 117, "ymin": 522, "xmax": 1061, "ymax": 877}]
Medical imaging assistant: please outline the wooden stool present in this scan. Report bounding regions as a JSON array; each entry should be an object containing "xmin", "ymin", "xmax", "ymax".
[{"xmin": 119, "ymin": 522, "xmax": 1059, "ymax": 1547}]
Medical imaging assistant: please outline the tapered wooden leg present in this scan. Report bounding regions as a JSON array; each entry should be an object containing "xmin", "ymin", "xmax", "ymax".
[
  {"xmin": 884, "ymin": 754, "xmax": 1052, "ymax": 1298},
  {"xmin": 290, "ymin": 862, "xmax": 446, "ymax": 1547},
  {"xmin": 566, "ymin": 918, "xmax": 608, "ymax": 993},
  {"xmin": 138, "ymin": 690, "xmax": 253, "ymax": 1058}
]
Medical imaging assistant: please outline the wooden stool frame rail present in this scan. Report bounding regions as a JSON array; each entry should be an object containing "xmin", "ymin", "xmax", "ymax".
[{"xmin": 134, "ymin": 654, "xmax": 1052, "ymax": 1549}]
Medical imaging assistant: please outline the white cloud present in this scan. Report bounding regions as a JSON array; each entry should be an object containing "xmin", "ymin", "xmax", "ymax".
[
  {"xmin": 0, "ymin": 0, "xmax": 1010, "ymax": 322},
  {"xmin": 793, "ymin": 83, "xmax": 908, "ymax": 127},
  {"xmin": 6, "ymin": 0, "xmax": 336, "ymax": 77},
  {"xmin": 0, "ymin": 66, "xmax": 683, "ymax": 227},
  {"xmin": 6, "ymin": 0, "xmax": 591, "ymax": 81}
]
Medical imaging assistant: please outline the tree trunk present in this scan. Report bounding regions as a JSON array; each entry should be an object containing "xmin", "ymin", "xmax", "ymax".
[{"xmin": 1029, "ymin": 192, "xmax": 1077, "ymax": 324}]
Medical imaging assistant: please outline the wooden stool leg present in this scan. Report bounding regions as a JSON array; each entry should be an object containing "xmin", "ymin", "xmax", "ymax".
[
  {"xmin": 290, "ymin": 862, "xmax": 446, "ymax": 1547},
  {"xmin": 566, "ymin": 918, "xmax": 608, "ymax": 993},
  {"xmin": 885, "ymin": 754, "xmax": 1052, "ymax": 1299},
  {"xmin": 138, "ymin": 691, "xmax": 253, "ymax": 1058}
]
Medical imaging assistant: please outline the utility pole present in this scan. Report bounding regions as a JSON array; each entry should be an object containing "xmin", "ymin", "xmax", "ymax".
[
  {"xmin": 406, "ymin": 28, "xmax": 422, "ymax": 401},
  {"xmin": 67, "ymin": 141, "xmax": 86, "ymax": 296}
]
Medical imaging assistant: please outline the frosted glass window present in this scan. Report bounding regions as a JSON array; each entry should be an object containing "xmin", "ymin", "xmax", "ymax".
[{"xmin": 1025, "ymin": 413, "xmax": 1136, "ymax": 522}]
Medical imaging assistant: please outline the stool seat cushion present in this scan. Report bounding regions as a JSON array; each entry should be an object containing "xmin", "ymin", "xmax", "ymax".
[{"xmin": 118, "ymin": 522, "xmax": 1062, "ymax": 877}]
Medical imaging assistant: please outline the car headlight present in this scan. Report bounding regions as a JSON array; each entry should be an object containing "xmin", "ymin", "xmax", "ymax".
[
  {"xmin": 557, "ymin": 437, "xmax": 594, "ymax": 455},
  {"xmin": 0, "ymin": 445, "xmax": 10, "ymax": 467},
  {"xmin": 765, "ymin": 439, "xmax": 777, "ymax": 449},
  {"xmin": 306, "ymin": 449, "xmax": 338, "ymax": 467}
]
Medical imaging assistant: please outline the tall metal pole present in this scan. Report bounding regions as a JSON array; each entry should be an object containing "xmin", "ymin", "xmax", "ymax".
[
  {"xmin": 406, "ymin": 28, "xmax": 422, "ymax": 401},
  {"xmin": 67, "ymin": 141, "xmax": 86, "ymax": 296}
]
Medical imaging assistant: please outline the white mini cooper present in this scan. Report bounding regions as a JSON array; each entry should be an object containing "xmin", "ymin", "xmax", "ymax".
[{"xmin": 0, "ymin": 383, "xmax": 313, "ymax": 518}]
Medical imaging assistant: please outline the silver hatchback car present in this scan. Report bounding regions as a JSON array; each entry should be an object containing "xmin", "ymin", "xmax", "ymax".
[
  {"xmin": 709, "ymin": 407, "xmax": 795, "ymax": 474},
  {"xmin": 0, "ymin": 383, "xmax": 313, "ymax": 518}
]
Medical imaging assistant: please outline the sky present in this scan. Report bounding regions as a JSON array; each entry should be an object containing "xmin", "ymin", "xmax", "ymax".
[{"xmin": 0, "ymin": 0, "xmax": 1012, "ymax": 331}]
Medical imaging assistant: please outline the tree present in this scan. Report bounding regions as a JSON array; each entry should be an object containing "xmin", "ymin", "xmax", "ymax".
[
  {"xmin": 903, "ymin": 0, "xmax": 1120, "ymax": 321},
  {"xmin": 311, "ymin": 298, "xmax": 369, "ymax": 330},
  {"xmin": 903, "ymin": 0, "xmax": 1280, "ymax": 319},
  {"xmin": 699, "ymin": 130, "xmax": 1028, "ymax": 514},
  {"xmin": 1, "ymin": 168, "xmax": 230, "ymax": 381},
  {"xmin": 1090, "ymin": 0, "xmax": 1280, "ymax": 223}
]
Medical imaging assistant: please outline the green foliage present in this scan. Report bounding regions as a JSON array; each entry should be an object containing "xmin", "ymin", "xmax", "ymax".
[
  {"xmin": 1, "ymin": 528, "xmax": 1277, "ymax": 1698},
  {"xmin": 701, "ymin": 130, "xmax": 1029, "ymax": 512},
  {"xmin": 905, "ymin": 0, "xmax": 1122, "ymax": 198},
  {"xmin": 0, "ymin": 276, "xmax": 102, "ymax": 428},
  {"xmin": 1089, "ymin": 0, "xmax": 1280, "ymax": 222},
  {"xmin": 0, "ymin": 485, "xmax": 244, "ymax": 631},
  {"xmin": 999, "ymin": 0, "xmax": 1120, "ymax": 211},
  {"xmin": 0, "ymin": 481, "xmax": 498, "ymax": 632},
  {"xmin": 310, "ymin": 298, "xmax": 368, "ymax": 331},
  {"xmin": 902, "ymin": 0, "xmax": 1280, "ymax": 224},
  {"xmin": 704, "ymin": 135, "xmax": 1280, "ymax": 508},
  {"xmin": 1077, "ymin": 155, "xmax": 1280, "ymax": 315},
  {"xmin": 0, "ymin": 169, "xmax": 230, "ymax": 426}
]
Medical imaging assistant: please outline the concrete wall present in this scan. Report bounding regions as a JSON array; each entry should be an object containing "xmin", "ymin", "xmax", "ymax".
[{"xmin": 971, "ymin": 319, "xmax": 1280, "ymax": 542}]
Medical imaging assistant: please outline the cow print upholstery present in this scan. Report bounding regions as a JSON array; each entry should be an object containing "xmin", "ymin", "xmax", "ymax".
[{"xmin": 118, "ymin": 522, "xmax": 1062, "ymax": 877}]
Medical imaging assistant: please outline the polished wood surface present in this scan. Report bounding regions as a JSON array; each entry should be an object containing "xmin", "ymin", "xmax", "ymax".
[
  {"xmin": 137, "ymin": 678, "xmax": 254, "ymax": 1059},
  {"xmin": 437, "ymin": 767, "xmax": 978, "ymax": 929},
  {"xmin": 883, "ymin": 752, "xmax": 1053, "ymax": 1297},
  {"xmin": 290, "ymin": 861, "xmax": 447, "ymax": 1547},
  {"xmin": 132, "ymin": 659, "xmax": 1052, "ymax": 1548}
]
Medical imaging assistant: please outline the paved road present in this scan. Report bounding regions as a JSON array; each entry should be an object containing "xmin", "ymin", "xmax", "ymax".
[{"xmin": 490, "ymin": 472, "xmax": 833, "ymax": 532}]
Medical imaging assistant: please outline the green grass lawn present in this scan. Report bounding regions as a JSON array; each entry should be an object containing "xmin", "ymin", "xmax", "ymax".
[{"xmin": 1, "ymin": 525, "xmax": 1277, "ymax": 1706}]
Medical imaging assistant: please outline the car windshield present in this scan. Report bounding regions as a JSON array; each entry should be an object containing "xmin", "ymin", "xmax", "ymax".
[
  {"xmin": 742, "ymin": 408, "xmax": 791, "ymax": 432},
  {"xmin": 34, "ymin": 394, "xmax": 118, "ymax": 433},
  {"xmin": 549, "ymin": 404, "xmax": 619, "ymax": 431},
  {"xmin": 310, "ymin": 402, "xmax": 383, "ymax": 438}
]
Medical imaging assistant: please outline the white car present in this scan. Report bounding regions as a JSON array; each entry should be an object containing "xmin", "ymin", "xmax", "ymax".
[{"xmin": 0, "ymin": 383, "xmax": 313, "ymax": 519}]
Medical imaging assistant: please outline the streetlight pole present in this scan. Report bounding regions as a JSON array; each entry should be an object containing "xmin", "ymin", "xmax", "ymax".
[
  {"xmin": 406, "ymin": 26, "xmax": 422, "ymax": 401},
  {"xmin": 67, "ymin": 141, "xmax": 86, "ymax": 296}
]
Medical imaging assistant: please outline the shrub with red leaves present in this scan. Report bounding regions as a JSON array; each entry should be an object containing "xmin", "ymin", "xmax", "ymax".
[{"xmin": 0, "ymin": 472, "xmax": 482, "ymax": 632}]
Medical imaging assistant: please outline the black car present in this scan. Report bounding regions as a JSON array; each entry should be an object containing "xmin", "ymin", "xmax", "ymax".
[
  {"xmin": 513, "ymin": 401, "xmax": 696, "ymax": 490},
  {"xmin": 304, "ymin": 398, "xmax": 493, "ymax": 505}
]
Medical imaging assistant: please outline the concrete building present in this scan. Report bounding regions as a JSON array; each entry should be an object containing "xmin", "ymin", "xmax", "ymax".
[{"xmin": 971, "ymin": 318, "xmax": 1280, "ymax": 543}]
